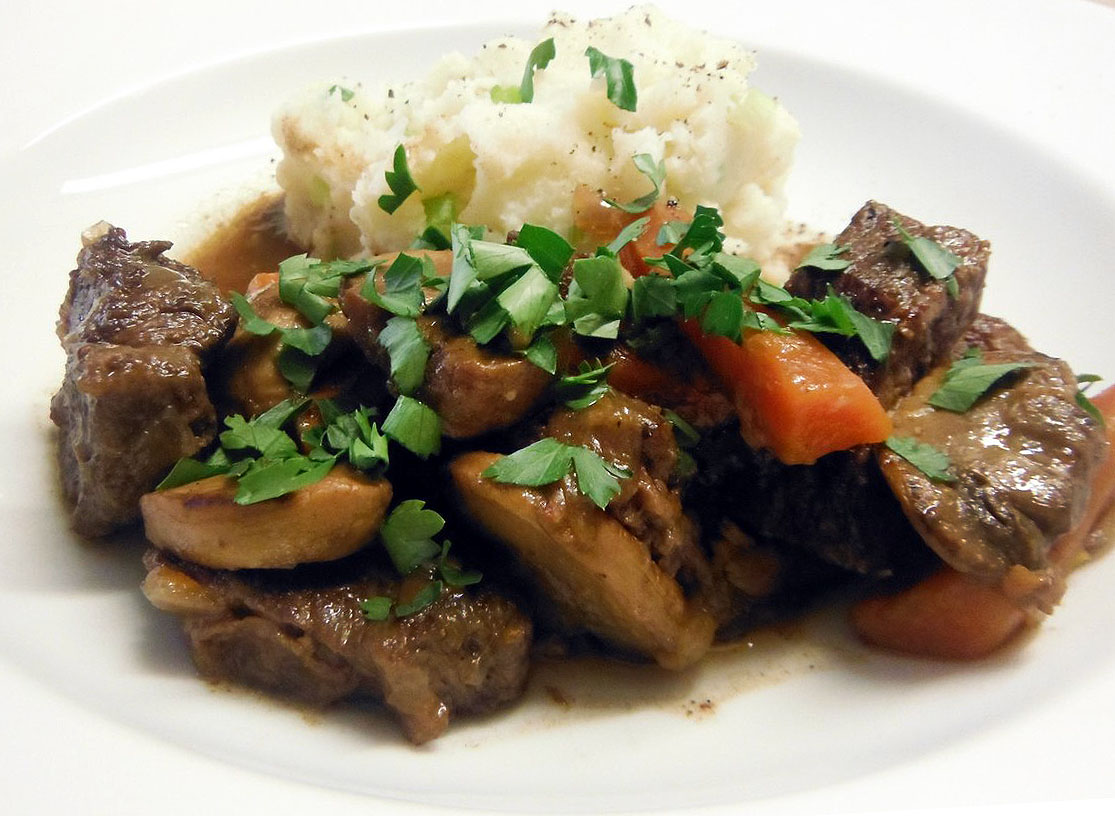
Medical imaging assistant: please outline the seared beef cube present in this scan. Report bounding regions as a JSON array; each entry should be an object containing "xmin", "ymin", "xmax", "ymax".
[
  {"xmin": 51, "ymin": 343, "xmax": 218, "ymax": 536},
  {"xmin": 787, "ymin": 201, "xmax": 988, "ymax": 407},
  {"xmin": 341, "ymin": 276, "xmax": 551, "ymax": 439},
  {"xmin": 58, "ymin": 222, "xmax": 236, "ymax": 355},
  {"xmin": 879, "ymin": 315, "xmax": 1107, "ymax": 610},
  {"xmin": 688, "ymin": 428, "xmax": 929, "ymax": 578},
  {"xmin": 52, "ymin": 224, "xmax": 235, "ymax": 535},
  {"xmin": 142, "ymin": 550, "xmax": 532, "ymax": 744}
]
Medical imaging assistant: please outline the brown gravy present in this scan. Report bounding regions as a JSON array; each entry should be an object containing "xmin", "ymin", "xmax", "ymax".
[{"xmin": 183, "ymin": 193, "xmax": 303, "ymax": 295}]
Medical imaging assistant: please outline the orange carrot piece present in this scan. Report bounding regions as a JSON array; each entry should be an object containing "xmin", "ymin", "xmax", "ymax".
[
  {"xmin": 680, "ymin": 319, "xmax": 891, "ymax": 465},
  {"xmin": 851, "ymin": 569, "xmax": 1028, "ymax": 661},
  {"xmin": 572, "ymin": 186, "xmax": 688, "ymax": 278}
]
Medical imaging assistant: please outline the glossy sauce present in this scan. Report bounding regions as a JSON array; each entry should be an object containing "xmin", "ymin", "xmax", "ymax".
[{"xmin": 183, "ymin": 193, "xmax": 304, "ymax": 295}]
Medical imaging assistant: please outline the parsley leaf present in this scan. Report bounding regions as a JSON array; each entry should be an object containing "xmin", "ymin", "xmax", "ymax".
[
  {"xmin": 606, "ymin": 153, "xmax": 665, "ymax": 214},
  {"xmin": 328, "ymin": 84, "xmax": 355, "ymax": 102},
  {"xmin": 585, "ymin": 46, "xmax": 637, "ymax": 112},
  {"xmin": 516, "ymin": 223, "xmax": 574, "ymax": 281},
  {"xmin": 607, "ymin": 216, "xmax": 650, "ymax": 256},
  {"xmin": 564, "ymin": 255, "xmax": 630, "ymax": 339},
  {"xmin": 796, "ymin": 243, "xmax": 851, "ymax": 272},
  {"xmin": 393, "ymin": 581, "xmax": 443, "ymax": 617},
  {"xmin": 885, "ymin": 436, "xmax": 956, "ymax": 483},
  {"xmin": 437, "ymin": 541, "xmax": 483, "ymax": 587},
  {"xmin": 491, "ymin": 37, "xmax": 556, "ymax": 104},
  {"xmin": 631, "ymin": 273, "xmax": 677, "ymax": 321},
  {"xmin": 378, "ymin": 144, "xmax": 420, "ymax": 214},
  {"xmin": 278, "ymin": 254, "xmax": 374, "ymax": 324},
  {"xmin": 522, "ymin": 332, "xmax": 558, "ymax": 374},
  {"xmin": 382, "ymin": 395, "xmax": 442, "ymax": 458},
  {"xmin": 360, "ymin": 596, "xmax": 393, "ymax": 621},
  {"xmin": 481, "ymin": 438, "xmax": 631, "ymax": 509},
  {"xmin": 378, "ymin": 316, "xmax": 430, "ymax": 395},
  {"xmin": 361, "ymin": 253, "xmax": 426, "ymax": 317},
  {"xmin": 928, "ymin": 357, "xmax": 1038, "ymax": 412},
  {"xmin": 412, "ymin": 193, "xmax": 458, "ymax": 250},
  {"xmin": 234, "ymin": 456, "xmax": 334, "ymax": 505},
  {"xmin": 496, "ymin": 265, "xmax": 560, "ymax": 344},
  {"xmin": 892, "ymin": 218, "xmax": 960, "ymax": 283},
  {"xmin": 379, "ymin": 499, "xmax": 445, "ymax": 575},
  {"xmin": 555, "ymin": 360, "xmax": 613, "ymax": 410},
  {"xmin": 315, "ymin": 402, "xmax": 389, "ymax": 472}
]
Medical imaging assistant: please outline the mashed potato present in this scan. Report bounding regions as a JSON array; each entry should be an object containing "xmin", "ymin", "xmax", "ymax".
[{"xmin": 273, "ymin": 5, "xmax": 799, "ymax": 265}]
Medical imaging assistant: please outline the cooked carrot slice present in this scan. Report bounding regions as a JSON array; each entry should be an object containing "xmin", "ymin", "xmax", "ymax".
[
  {"xmin": 851, "ymin": 569, "xmax": 1029, "ymax": 661},
  {"xmin": 680, "ymin": 319, "xmax": 892, "ymax": 465}
]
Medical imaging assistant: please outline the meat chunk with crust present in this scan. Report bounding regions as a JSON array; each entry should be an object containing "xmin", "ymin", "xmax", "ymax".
[
  {"xmin": 879, "ymin": 315, "xmax": 1107, "ymax": 610},
  {"xmin": 341, "ymin": 273, "xmax": 551, "ymax": 438},
  {"xmin": 58, "ymin": 222, "xmax": 236, "ymax": 355},
  {"xmin": 52, "ymin": 343, "xmax": 219, "ymax": 537},
  {"xmin": 786, "ymin": 201, "xmax": 988, "ymax": 407},
  {"xmin": 52, "ymin": 223, "xmax": 235, "ymax": 536},
  {"xmin": 142, "ymin": 549, "xmax": 532, "ymax": 744}
]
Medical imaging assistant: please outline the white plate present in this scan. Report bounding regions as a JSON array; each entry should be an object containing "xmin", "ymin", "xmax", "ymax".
[{"xmin": 3, "ymin": 2, "xmax": 1115, "ymax": 814}]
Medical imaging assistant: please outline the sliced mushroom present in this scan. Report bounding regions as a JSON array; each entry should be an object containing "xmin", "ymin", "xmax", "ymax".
[
  {"xmin": 450, "ymin": 451, "xmax": 715, "ymax": 669},
  {"xmin": 140, "ymin": 465, "xmax": 392, "ymax": 569}
]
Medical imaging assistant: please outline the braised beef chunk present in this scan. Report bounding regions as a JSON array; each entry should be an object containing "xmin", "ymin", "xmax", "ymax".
[
  {"xmin": 58, "ymin": 222, "xmax": 236, "ymax": 355},
  {"xmin": 342, "ymin": 277, "xmax": 551, "ymax": 438},
  {"xmin": 51, "ymin": 344, "xmax": 217, "ymax": 537},
  {"xmin": 879, "ymin": 315, "xmax": 1107, "ymax": 610},
  {"xmin": 421, "ymin": 317, "xmax": 552, "ymax": 438},
  {"xmin": 52, "ymin": 224, "xmax": 234, "ymax": 536},
  {"xmin": 544, "ymin": 392, "xmax": 713, "ymax": 596},
  {"xmin": 786, "ymin": 201, "xmax": 988, "ymax": 407},
  {"xmin": 688, "ymin": 424, "xmax": 930, "ymax": 578},
  {"xmin": 142, "ymin": 550, "xmax": 532, "ymax": 744}
]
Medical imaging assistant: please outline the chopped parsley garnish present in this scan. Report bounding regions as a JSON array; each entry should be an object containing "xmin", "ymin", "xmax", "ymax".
[
  {"xmin": 555, "ymin": 359, "xmax": 613, "ymax": 410},
  {"xmin": 892, "ymin": 218, "xmax": 960, "ymax": 292},
  {"xmin": 515, "ymin": 223, "xmax": 574, "ymax": 280},
  {"xmin": 606, "ymin": 216, "xmax": 650, "ymax": 255},
  {"xmin": 885, "ymin": 436, "xmax": 956, "ymax": 483},
  {"xmin": 482, "ymin": 437, "xmax": 631, "ymax": 509},
  {"xmin": 1075, "ymin": 373, "xmax": 1105, "ymax": 427},
  {"xmin": 928, "ymin": 350, "xmax": 1038, "ymax": 412},
  {"xmin": 231, "ymin": 293, "xmax": 334, "ymax": 392},
  {"xmin": 585, "ymin": 46, "xmax": 637, "ymax": 112},
  {"xmin": 378, "ymin": 315, "xmax": 430, "ymax": 395},
  {"xmin": 361, "ymin": 501, "xmax": 483, "ymax": 620},
  {"xmin": 412, "ymin": 193, "xmax": 458, "ymax": 250},
  {"xmin": 522, "ymin": 333, "xmax": 558, "ymax": 374},
  {"xmin": 361, "ymin": 252, "xmax": 429, "ymax": 317},
  {"xmin": 380, "ymin": 499, "xmax": 445, "ymax": 575},
  {"xmin": 157, "ymin": 399, "xmax": 389, "ymax": 504},
  {"xmin": 278, "ymin": 254, "xmax": 376, "ymax": 324},
  {"xmin": 328, "ymin": 84, "xmax": 355, "ymax": 102},
  {"xmin": 564, "ymin": 255, "xmax": 630, "ymax": 339},
  {"xmin": 378, "ymin": 144, "xmax": 420, "ymax": 214},
  {"xmin": 796, "ymin": 243, "xmax": 851, "ymax": 272},
  {"xmin": 490, "ymin": 37, "xmax": 556, "ymax": 104},
  {"xmin": 359, "ymin": 597, "xmax": 393, "ymax": 621},
  {"xmin": 393, "ymin": 581, "xmax": 444, "ymax": 617},
  {"xmin": 382, "ymin": 395, "xmax": 442, "ymax": 458},
  {"xmin": 631, "ymin": 273, "xmax": 677, "ymax": 321},
  {"xmin": 606, "ymin": 153, "xmax": 665, "ymax": 214}
]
